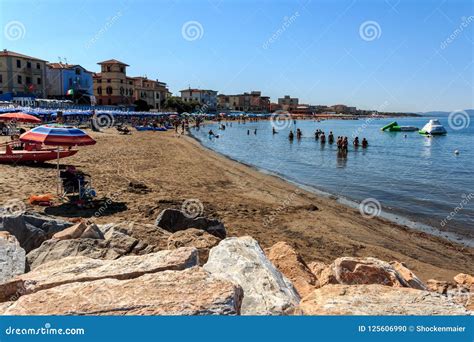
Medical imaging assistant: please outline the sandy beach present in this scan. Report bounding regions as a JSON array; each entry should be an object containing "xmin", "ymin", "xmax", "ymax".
[{"xmin": 1, "ymin": 129, "xmax": 472, "ymax": 282}]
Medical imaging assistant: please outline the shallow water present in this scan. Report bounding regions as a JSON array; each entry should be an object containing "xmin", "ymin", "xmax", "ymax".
[{"xmin": 191, "ymin": 115, "xmax": 474, "ymax": 241}]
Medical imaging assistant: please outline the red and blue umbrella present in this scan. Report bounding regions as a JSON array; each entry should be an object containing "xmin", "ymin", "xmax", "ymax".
[{"xmin": 19, "ymin": 125, "xmax": 96, "ymax": 146}]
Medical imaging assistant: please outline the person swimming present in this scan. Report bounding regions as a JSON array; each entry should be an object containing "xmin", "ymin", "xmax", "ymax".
[
  {"xmin": 328, "ymin": 131, "xmax": 334, "ymax": 144},
  {"xmin": 362, "ymin": 138, "xmax": 368, "ymax": 148},
  {"xmin": 289, "ymin": 130, "xmax": 294, "ymax": 141}
]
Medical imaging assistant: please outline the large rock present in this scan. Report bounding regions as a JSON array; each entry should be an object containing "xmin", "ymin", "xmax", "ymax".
[
  {"xmin": 0, "ymin": 247, "xmax": 198, "ymax": 302},
  {"xmin": 389, "ymin": 261, "xmax": 427, "ymax": 290},
  {"xmin": 454, "ymin": 273, "xmax": 474, "ymax": 287},
  {"xmin": 52, "ymin": 221, "xmax": 104, "ymax": 240},
  {"xmin": 0, "ymin": 212, "xmax": 71, "ymax": 252},
  {"xmin": 2, "ymin": 268, "xmax": 243, "ymax": 315},
  {"xmin": 204, "ymin": 236, "xmax": 300, "ymax": 315},
  {"xmin": 26, "ymin": 224, "xmax": 154, "ymax": 270},
  {"xmin": 266, "ymin": 241, "xmax": 317, "ymax": 298},
  {"xmin": 318, "ymin": 257, "xmax": 417, "ymax": 288},
  {"xmin": 167, "ymin": 228, "xmax": 220, "ymax": 265},
  {"xmin": 296, "ymin": 284, "xmax": 470, "ymax": 315},
  {"xmin": 155, "ymin": 209, "xmax": 226, "ymax": 238},
  {"xmin": 0, "ymin": 232, "xmax": 25, "ymax": 283}
]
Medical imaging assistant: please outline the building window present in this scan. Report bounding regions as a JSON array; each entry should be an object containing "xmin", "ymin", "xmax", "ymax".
[
  {"xmin": 0, "ymin": 74, "xmax": 2, "ymax": 83},
  {"xmin": 75, "ymin": 68, "xmax": 81, "ymax": 75},
  {"xmin": 37, "ymin": 77, "xmax": 42, "ymax": 85},
  {"xmin": 107, "ymin": 79, "xmax": 111, "ymax": 83},
  {"xmin": 26, "ymin": 61, "xmax": 31, "ymax": 68},
  {"xmin": 130, "ymin": 89, "xmax": 133, "ymax": 96},
  {"xmin": 106, "ymin": 86, "xmax": 113, "ymax": 95},
  {"xmin": 107, "ymin": 66, "xmax": 111, "ymax": 72},
  {"xmin": 97, "ymin": 86, "xmax": 102, "ymax": 95},
  {"xmin": 97, "ymin": 79, "xmax": 102, "ymax": 83},
  {"xmin": 17, "ymin": 75, "xmax": 22, "ymax": 84},
  {"xmin": 120, "ymin": 79, "xmax": 123, "ymax": 83},
  {"xmin": 26, "ymin": 77, "xmax": 31, "ymax": 85},
  {"xmin": 120, "ymin": 87, "xmax": 124, "ymax": 95},
  {"xmin": 16, "ymin": 60, "xmax": 21, "ymax": 68},
  {"xmin": 36, "ymin": 63, "xmax": 41, "ymax": 69},
  {"xmin": 128, "ymin": 81, "xmax": 132, "ymax": 85},
  {"xmin": 120, "ymin": 67, "xmax": 124, "ymax": 73},
  {"xmin": 107, "ymin": 99, "xmax": 111, "ymax": 105}
]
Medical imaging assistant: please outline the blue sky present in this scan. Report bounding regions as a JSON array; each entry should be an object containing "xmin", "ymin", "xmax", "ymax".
[{"xmin": 1, "ymin": 0, "xmax": 473, "ymax": 112}]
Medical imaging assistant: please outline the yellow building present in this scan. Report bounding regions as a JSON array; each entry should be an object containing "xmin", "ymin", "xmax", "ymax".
[
  {"xmin": 0, "ymin": 49, "xmax": 47, "ymax": 100},
  {"xmin": 93, "ymin": 59, "xmax": 134, "ymax": 106}
]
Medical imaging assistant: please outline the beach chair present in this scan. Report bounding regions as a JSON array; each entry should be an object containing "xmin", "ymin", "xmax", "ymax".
[{"xmin": 60, "ymin": 169, "xmax": 96, "ymax": 205}]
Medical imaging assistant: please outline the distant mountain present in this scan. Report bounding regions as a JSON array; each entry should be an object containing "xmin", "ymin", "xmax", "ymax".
[{"xmin": 417, "ymin": 109, "xmax": 474, "ymax": 116}]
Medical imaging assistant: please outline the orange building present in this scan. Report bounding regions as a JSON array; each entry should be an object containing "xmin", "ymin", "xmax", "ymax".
[{"xmin": 93, "ymin": 59, "xmax": 134, "ymax": 106}]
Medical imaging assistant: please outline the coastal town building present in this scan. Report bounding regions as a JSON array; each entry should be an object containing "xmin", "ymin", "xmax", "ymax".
[
  {"xmin": 133, "ymin": 76, "xmax": 170, "ymax": 110},
  {"xmin": 180, "ymin": 88, "xmax": 218, "ymax": 111},
  {"xmin": 278, "ymin": 95, "xmax": 299, "ymax": 111},
  {"xmin": 0, "ymin": 49, "xmax": 47, "ymax": 102},
  {"xmin": 217, "ymin": 91, "xmax": 270, "ymax": 113},
  {"xmin": 46, "ymin": 63, "xmax": 93, "ymax": 103},
  {"xmin": 93, "ymin": 59, "xmax": 135, "ymax": 106},
  {"xmin": 331, "ymin": 104, "xmax": 357, "ymax": 114}
]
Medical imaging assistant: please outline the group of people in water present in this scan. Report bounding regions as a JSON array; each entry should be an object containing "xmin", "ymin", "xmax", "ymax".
[{"xmin": 287, "ymin": 128, "xmax": 368, "ymax": 150}]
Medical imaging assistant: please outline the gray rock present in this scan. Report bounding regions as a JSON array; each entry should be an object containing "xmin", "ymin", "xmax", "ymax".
[
  {"xmin": 204, "ymin": 236, "xmax": 300, "ymax": 315},
  {"xmin": 0, "ymin": 232, "xmax": 26, "ymax": 283},
  {"xmin": 0, "ymin": 212, "xmax": 71, "ymax": 253},
  {"xmin": 155, "ymin": 209, "xmax": 226, "ymax": 238}
]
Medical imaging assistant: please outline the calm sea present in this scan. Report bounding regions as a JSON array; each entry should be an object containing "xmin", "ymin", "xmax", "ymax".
[{"xmin": 190, "ymin": 115, "xmax": 474, "ymax": 243}]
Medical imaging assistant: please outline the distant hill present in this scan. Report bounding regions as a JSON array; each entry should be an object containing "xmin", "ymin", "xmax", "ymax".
[{"xmin": 417, "ymin": 109, "xmax": 474, "ymax": 116}]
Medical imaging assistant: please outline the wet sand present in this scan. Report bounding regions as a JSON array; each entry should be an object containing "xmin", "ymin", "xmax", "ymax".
[{"xmin": 0, "ymin": 129, "xmax": 472, "ymax": 281}]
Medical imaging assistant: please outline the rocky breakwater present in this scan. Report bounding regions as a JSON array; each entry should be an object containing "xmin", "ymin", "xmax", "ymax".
[{"xmin": 0, "ymin": 209, "xmax": 472, "ymax": 315}]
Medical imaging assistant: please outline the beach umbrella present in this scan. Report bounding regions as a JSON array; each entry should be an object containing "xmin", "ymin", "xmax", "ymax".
[
  {"xmin": 20, "ymin": 124, "xmax": 96, "ymax": 194},
  {"xmin": 0, "ymin": 112, "xmax": 41, "ymax": 123}
]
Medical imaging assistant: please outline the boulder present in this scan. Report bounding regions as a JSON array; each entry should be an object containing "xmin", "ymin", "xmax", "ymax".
[
  {"xmin": 426, "ymin": 279, "xmax": 452, "ymax": 294},
  {"xmin": 389, "ymin": 261, "xmax": 427, "ymax": 290},
  {"xmin": 0, "ymin": 232, "xmax": 25, "ymax": 283},
  {"xmin": 296, "ymin": 284, "xmax": 470, "ymax": 315},
  {"xmin": 204, "ymin": 236, "xmax": 300, "ymax": 315},
  {"xmin": 2, "ymin": 268, "xmax": 243, "ymax": 315},
  {"xmin": 266, "ymin": 241, "xmax": 317, "ymax": 298},
  {"xmin": 26, "ymin": 239, "xmax": 121, "ymax": 270},
  {"xmin": 52, "ymin": 221, "xmax": 88, "ymax": 240},
  {"xmin": 0, "ymin": 247, "xmax": 198, "ymax": 302},
  {"xmin": 167, "ymin": 228, "xmax": 220, "ymax": 265},
  {"xmin": 80, "ymin": 223, "xmax": 105, "ymax": 240},
  {"xmin": 318, "ymin": 257, "xmax": 414, "ymax": 288},
  {"xmin": 454, "ymin": 273, "xmax": 474, "ymax": 287},
  {"xmin": 155, "ymin": 209, "xmax": 226, "ymax": 238},
  {"xmin": 0, "ymin": 212, "xmax": 71, "ymax": 252},
  {"xmin": 307, "ymin": 261, "xmax": 327, "ymax": 279}
]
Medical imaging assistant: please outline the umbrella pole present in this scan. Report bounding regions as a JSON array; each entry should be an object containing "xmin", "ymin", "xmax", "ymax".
[{"xmin": 57, "ymin": 147, "xmax": 60, "ymax": 196}]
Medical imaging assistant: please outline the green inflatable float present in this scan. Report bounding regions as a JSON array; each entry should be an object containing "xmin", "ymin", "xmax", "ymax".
[{"xmin": 381, "ymin": 121, "xmax": 418, "ymax": 132}]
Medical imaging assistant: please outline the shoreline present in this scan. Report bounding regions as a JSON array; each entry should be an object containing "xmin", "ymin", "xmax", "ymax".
[
  {"xmin": 1, "ymin": 130, "xmax": 473, "ymax": 282},
  {"xmin": 189, "ymin": 127, "xmax": 473, "ymax": 248}
]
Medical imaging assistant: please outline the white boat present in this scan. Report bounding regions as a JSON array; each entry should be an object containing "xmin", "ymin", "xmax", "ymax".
[{"xmin": 419, "ymin": 119, "xmax": 447, "ymax": 135}]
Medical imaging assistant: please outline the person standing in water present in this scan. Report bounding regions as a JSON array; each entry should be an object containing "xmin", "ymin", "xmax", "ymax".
[
  {"xmin": 272, "ymin": 127, "xmax": 277, "ymax": 135},
  {"xmin": 353, "ymin": 137, "xmax": 360, "ymax": 147},
  {"xmin": 289, "ymin": 130, "xmax": 294, "ymax": 141},
  {"xmin": 254, "ymin": 128, "xmax": 257, "ymax": 135},
  {"xmin": 328, "ymin": 131, "xmax": 334, "ymax": 144},
  {"xmin": 362, "ymin": 138, "xmax": 368, "ymax": 148},
  {"xmin": 247, "ymin": 129, "xmax": 250, "ymax": 135},
  {"xmin": 296, "ymin": 128, "xmax": 302, "ymax": 139},
  {"xmin": 320, "ymin": 132, "xmax": 326, "ymax": 144}
]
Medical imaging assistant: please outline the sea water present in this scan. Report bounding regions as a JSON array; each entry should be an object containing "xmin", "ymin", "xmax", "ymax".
[{"xmin": 191, "ymin": 115, "xmax": 474, "ymax": 243}]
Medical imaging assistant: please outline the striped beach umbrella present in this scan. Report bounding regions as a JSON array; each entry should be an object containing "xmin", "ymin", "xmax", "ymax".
[
  {"xmin": 0, "ymin": 112, "xmax": 41, "ymax": 123},
  {"xmin": 19, "ymin": 124, "xmax": 96, "ymax": 146},
  {"xmin": 20, "ymin": 125, "xmax": 96, "ymax": 195}
]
